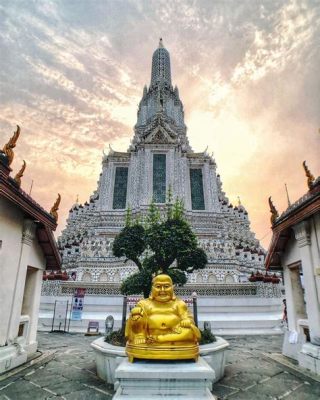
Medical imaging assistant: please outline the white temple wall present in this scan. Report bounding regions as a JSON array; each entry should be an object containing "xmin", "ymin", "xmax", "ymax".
[
  {"xmin": 0, "ymin": 198, "xmax": 48, "ymax": 373},
  {"xmin": 99, "ymin": 160, "xmax": 112, "ymax": 210},
  {"xmin": 0, "ymin": 198, "xmax": 24, "ymax": 346},
  {"xmin": 127, "ymin": 152, "xmax": 138, "ymax": 207},
  {"xmin": 167, "ymin": 148, "xmax": 175, "ymax": 194},
  {"xmin": 38, "ymin": 294, "xmax": 282, "ymax": 335}
]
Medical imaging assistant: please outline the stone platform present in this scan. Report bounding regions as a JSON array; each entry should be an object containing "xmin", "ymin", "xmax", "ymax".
[{"xmin": 113, "ymin": 358, "xmax": 216, "ymax": 399}]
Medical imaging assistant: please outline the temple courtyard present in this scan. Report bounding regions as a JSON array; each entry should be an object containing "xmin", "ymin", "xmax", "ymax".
[{"xmin": 0, "ymin": 332, "xmax": 318, "ymax": 400}]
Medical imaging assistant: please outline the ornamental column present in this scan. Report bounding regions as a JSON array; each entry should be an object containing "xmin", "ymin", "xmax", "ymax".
[
  {"xmin": 7, "ymin": 219, "xmax": 36, "ymax": 343},
  {"xmin": 293, "ymin": 220, "xmax": 320, "ymax": 344}
]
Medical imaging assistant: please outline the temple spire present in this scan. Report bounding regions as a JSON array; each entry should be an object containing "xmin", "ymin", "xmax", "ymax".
[{"xmin": 150, "ymin": 39, "xmax": 171, "ymax": 87}]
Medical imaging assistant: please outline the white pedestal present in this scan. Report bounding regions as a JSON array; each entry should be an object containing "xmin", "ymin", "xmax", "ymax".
[
  {"xmin": 298, "ymin": 342, "xmax": 320, "ymax": 374},
  {"xmin": 113, "ymin": 357, "xmax": 216, "ymax": 399},
  {"xmin": 0, "ymin": 343, "xmax": 28, "ymax": 374}
]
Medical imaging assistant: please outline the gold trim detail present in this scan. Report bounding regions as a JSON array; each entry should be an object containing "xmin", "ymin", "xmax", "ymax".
[
  {"xmin": 2, "ymin": 125, "xmax": 20, "ymax": 166},
  {"xmin": 50, "ymin": 193, "xmax": 61, "ymax": 221},
  {"xmin": 14, "ymin": 160, "xmax": 26, "ymax": 187},
  {"xmin": 268, "ymin": 196, "xmax": 279, "ymax": 225},
  {"xmin": 302, "ymin": 161, "xmax": 315, "ymax": 190}
]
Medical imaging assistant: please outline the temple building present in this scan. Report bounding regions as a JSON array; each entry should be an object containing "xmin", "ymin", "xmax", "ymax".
[
  {"xmin": 41, "ymin": 40, "xmax": 282, "ymax": 334},
  {"xmin": 266, "ymin": 162, "xmax": 320, "ymax": 374},
  {"xmin": 0, "ymin": 126, "xmax": 60, "ymax": 373}
]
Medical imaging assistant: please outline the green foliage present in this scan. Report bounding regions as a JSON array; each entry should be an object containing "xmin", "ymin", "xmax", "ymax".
[
  {"xmin": 145, "ymin": 199, "xmax": 161, "ymax": 227},
  {"xmin": 112, "ymin": 198, "xmax": 208, "ymax": 297},
  {"xmin": 125, "ymin": 207, "xmax": 132, "ymax": 227},
  {"xmin": 199, "ymin": 328, "xmax": 216, "ymax": 345},
  {"xmin": 112, "ymin": 224, "xmax": 146, "ymax": 269},
  {"xmin": 105, "ymin": 328, "xmax": 126, "ymax": 347},
  {"xmin": 105, "ymin": 327, "xmax": 216, "ymax": 347},
  {"xmin": 120, "ymin": 269, "xmax": 153, "ymax": 298}
]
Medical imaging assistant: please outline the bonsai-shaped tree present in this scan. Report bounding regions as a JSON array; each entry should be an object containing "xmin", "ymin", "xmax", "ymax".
[{"xmin": 112, "ymin": 196, "xmax": 207, "ymax": 298}]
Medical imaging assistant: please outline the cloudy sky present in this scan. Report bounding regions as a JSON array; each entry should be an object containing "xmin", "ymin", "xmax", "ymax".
[{"xmin": 0, "ymin": 0, "xmax": 319, "ymax": 248}]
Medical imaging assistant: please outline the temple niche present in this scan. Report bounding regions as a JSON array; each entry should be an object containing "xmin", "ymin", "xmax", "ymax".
[{"xmin": 40, "ymin": 40, "xmax": 282, "ymax": 334}]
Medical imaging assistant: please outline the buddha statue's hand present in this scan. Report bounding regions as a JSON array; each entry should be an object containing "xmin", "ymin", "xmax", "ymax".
[
  {"xmin": 180, "ymin": 318, "xmax": 191, "ymax": 328},
  {"xmin": 146, "ymin": 335, "xmax": 157, "ymax": 344},
  {"xmin": 131, "ymin": 306, "xmax": 144, "ymax": 321},
  {"xmin": 133, "ymin": 334, "xmax": 146, "ymax": 344}
]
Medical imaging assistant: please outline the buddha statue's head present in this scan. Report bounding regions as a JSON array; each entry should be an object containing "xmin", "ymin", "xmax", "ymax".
[{"xmin": 150, "ymin": 274, "xmax": 175, "ymax": 302}]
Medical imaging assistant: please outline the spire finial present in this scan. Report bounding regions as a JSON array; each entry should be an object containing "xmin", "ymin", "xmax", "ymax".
[
  {"xmin": 284, "ymin": 183, "xmax": 291, "ymax": 207},
  {"xmin": 302, "ymin": 160, "xmax": 315, "ymax": 190},
  {"xmin": 237, "ymin": 196, "xmax": 241, "ymax": 207},
  {"xmin": 159, "ymin": 38, "xmax": 163, "ymax": 48}
]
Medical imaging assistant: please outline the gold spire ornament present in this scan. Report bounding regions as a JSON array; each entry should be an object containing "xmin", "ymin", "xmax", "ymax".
[
  {"xmin": 125, "ymin": 274, "xmax": 201, "ymax": 362},
  {"xmin": 268, "ymin": 196, "xmax": 279, "ymax": 225},
  {"xmin": 50, "ymin": 193, "xmax": 61, "ymax": 221},
  {"xmin": 2, "ymin": 125, "xmax": 20, "ymax": 166},
  {"xmin": 14, "ymin": 160, "xmax": 26, "ymax": 187},
  {"xmin": 302, "ymin": 161, "xmax": 315, "ymax": 190}
]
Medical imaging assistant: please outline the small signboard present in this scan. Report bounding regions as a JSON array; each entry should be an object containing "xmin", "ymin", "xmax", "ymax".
[
  {"xmin": 71, "ymin": 288, "xmax": 86, "ymax": 321},
  {"xmin": 51, "ymin": 300, "xmax": 69, "ymax": 332}
]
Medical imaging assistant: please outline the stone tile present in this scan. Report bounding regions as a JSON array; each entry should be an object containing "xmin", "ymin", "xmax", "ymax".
[
  {"xmin": 0, "ymin": 381, "xmax": 49, "ymax": 399},
  {"xmin": 283, "ymin": 382, "xmax": 320, "ymax": 399},
  {"xmin": 43, "ymin": 380, "xmax": 88, "ymax": 396},
  {"xmin": 222, "ymin": 372, "xmax": 266, "ymax": 390},
  {"xmin": 63, "ymin": 388, "xmax": 112, "ymax": 399},
  {"xmin": 228, "ymin": 391, "xmax": 271, "ymax": 400},
  {"xmin": 30, "ymin": 375, "xmax": 69, "ymax": 388},
  {"xmin": 248, "ymin": 371, "xmax": 303, "ymax": 398},
  {"xmin": 212, "ymin": 383, "xmax": 238, "ymax": 399}
]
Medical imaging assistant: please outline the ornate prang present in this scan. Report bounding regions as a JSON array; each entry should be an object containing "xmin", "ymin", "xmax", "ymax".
[
  {"xmin": 14, "ymin": 160, "xmax": 26, "ymax": 187},
  {"xmin": 57, "ymin": 41, "xmax": 267, "ymax": 292},
  {"xmin": 302, "ymin": 160, "xmax": 315, "ymax": 190},
  {"xmin": 50, "ymin": 193, "xmax": 61, "ymax": 221},
  {"xmin": 268, "ymin": 196, "xmax": 279, "ymax": 225},
  {"xmin": 2, "ymin": 125, "xmax": 20, "ymax": 166}
]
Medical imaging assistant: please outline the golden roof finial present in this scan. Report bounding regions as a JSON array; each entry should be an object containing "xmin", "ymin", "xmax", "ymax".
[
  {"xmin": 14, "ymin": 160, "xmax": 26, "ymax": 187},
  {"xmin": 302, "ymin": 160, "xmax": 315, "ymax": 190},
  {"xmin": 50, "ymin": 193, "xmax": 61, "ymax": 221},
  {"xmin": 2, "ymin": 125, "xmax": 20, "ymax": 166},
  {"xmin": 237, "ymin": 196, "xmax": 241, "ymax": 207},
  {"xmin": 268, "ymin": 196, "xmax": 279, "ymax": 225}
]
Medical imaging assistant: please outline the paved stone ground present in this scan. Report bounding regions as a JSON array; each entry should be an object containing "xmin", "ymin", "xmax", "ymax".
[{"xmin": 0, "ymin": 332, "xmax": 320, "ymax": 399}]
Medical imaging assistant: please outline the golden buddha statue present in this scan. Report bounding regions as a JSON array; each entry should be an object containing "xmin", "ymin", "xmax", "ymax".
[{"xmin": 125, "ymin": 274, "xmax": 201, "ymax": 362}]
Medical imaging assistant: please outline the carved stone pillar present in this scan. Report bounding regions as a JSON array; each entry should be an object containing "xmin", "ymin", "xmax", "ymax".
[{"xmin": 293, "ymin": 220, "xmax": 320, "ymax": 344}]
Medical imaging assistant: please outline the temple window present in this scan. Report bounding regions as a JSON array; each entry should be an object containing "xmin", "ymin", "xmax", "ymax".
[
  {"xmin": 113, "ymin": 167, "xmax": 128, "ymax": 209},
  {"xmin": 190, "ymin": 168, "xmax": 205, "ymax": 210},
  {"xmin": 153, "ymin": 154, "xmax": 166, "ymax": 203}
]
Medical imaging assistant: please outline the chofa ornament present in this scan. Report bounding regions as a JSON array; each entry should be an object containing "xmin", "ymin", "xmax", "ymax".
[{"xmin": 125, "ymin": 274, "xmax": 201, "ymax": 362}]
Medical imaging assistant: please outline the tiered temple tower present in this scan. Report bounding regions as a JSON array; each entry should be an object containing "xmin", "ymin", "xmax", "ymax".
[{"xmin": 58, "ymin": 40, "xmax": 266, "ymax": 287}]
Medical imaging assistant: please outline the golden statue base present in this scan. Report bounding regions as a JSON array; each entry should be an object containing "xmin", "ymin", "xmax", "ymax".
[{"xmin": 126, "ymin": 342, "xmax": 199, "ymax": 362}]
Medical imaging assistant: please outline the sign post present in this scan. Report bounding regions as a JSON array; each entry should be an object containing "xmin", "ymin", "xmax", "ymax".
[{"xmin": 71, "ymin": 288, "xmax": 86, "ymax": 321}]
